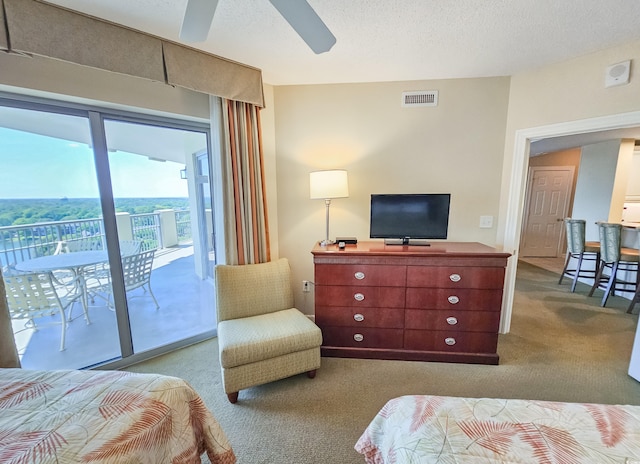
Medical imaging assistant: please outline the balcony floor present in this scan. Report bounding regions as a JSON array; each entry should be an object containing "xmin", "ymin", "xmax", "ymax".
[{"xmin": 12, "ymin": 245, "xmax": 216, "ymax": 370}]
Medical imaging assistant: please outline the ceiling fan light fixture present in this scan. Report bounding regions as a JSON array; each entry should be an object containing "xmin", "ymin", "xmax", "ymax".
[
  {"xmin": 179, "ymin": 0, "xmax": 220, "ymax": 42},
  {"xmin": 268, "ymin": 0, "xmax": 336, "ymax": 54}
]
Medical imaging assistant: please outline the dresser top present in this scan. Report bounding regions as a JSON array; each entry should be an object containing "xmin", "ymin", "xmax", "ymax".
[{"xmin": 312, "ymin": 241, "xmax": 511, "ymax": 258}]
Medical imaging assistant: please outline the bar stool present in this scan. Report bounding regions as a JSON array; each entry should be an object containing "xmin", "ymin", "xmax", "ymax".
[
  {"xmin": 558, "ymin": 219, "xmax": 600, "ymax": 292},
  {"xmin": 627, "ymin": 227, "xmax": 640, "ymax": 315},
  {"xmin": 588, "ymin": 222, "xmax": 640, "ymax": 308}
]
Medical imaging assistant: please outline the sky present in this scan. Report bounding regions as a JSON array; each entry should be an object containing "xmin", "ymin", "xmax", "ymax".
[{"xmin": 0, "ymin": 127, "xmax": 189, "ymax": 199}]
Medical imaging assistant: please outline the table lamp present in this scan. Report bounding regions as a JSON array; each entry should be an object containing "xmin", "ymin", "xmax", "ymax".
[{"xmin": 310, "ymin": 169, "xmax": 349, "ymax": 246}]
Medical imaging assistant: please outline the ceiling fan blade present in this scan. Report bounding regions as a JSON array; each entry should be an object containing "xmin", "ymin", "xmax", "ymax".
[
  {"xmin": 268, "ymin": 0, "xmax": 336, "ymax": 54},
  {"xmin": 179, "ymin": 0, "xmax": 220, "ymax": 42}
]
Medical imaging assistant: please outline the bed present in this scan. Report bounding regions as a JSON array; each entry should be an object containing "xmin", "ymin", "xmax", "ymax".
[
  {"xmin": 0, "ymin": 368, "xmax": 235, "ymax": 464},
  {"xmin": 355, "ymin": 394, "xmax": 640, "ymax": 463}
]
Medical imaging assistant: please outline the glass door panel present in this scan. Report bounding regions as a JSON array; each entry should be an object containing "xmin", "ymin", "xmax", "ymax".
[
  {"xmin": 196, "ymin": 152, "xmax": 216, "ymax": 279},
  {"xmin": 103, "ymin": 119, "xmax": 216, "ymax": 354},
  {"xmin": 0, "ymin": 105, "xmax": 120, "ymax": 369}
]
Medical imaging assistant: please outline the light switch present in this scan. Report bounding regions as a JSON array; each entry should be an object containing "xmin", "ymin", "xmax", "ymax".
[{"xmin": 479, "ymin": 216, "xmax": 493, "ymax": 228}]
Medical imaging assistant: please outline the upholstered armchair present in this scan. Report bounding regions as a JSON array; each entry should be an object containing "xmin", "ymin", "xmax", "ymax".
[{"xmin": 215, "ymin": 258, "xmax": 322, "ymax": 403}]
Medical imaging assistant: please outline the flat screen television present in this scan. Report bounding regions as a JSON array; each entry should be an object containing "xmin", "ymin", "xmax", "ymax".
[{"xmin": 369, "ymin": 193, "xmax": 451, "ymax": 245}]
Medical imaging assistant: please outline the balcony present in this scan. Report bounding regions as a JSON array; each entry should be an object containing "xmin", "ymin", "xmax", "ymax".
[{"xmin": 1, "ymin": 210, "xmax": 216, "ymax": 370}]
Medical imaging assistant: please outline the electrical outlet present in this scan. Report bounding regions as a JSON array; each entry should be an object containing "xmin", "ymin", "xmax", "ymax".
[{"xmin": 302, "ymin": 280, "xmax": 311, "ymax": 293}]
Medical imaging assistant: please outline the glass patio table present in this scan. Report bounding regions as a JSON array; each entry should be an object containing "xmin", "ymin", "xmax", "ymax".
[{"xmin": 15, "ymin": 250, "xmax": 110, "ymax": 320}]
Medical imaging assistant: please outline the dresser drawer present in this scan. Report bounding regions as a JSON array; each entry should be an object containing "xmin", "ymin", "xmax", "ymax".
[
  {"xmin": 404, "ymin": 330, "xmax": 498, "ymax": 353},
  {"xmin": 315, "ymin": 264, "xmax": 406, "ymax": 287},
  {"xmin": 405, "ymin": 309, "xmax": 500, "ymax": 332},
  {"xmin": 321, "ymin": 326, "xmax": 404, "ymax": 349},
  {"xmin": 406, "ymin": 288, "xmax": 503, "ymax": 311},
  {"xmin": 407, "ymin": 266, "xmax": 506, "ymax": 289},
  {"xmin": 316, "ymin": 306, "xmax": 404, "ymax": 328},
  {"xmin": 315, "ymin": 286, "xmax": 405, "ymax": 308}
]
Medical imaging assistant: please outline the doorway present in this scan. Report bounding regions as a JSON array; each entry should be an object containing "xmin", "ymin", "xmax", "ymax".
[{"xmin": 500, "ymin": 110, "xmax": 640, "ymax": 333}]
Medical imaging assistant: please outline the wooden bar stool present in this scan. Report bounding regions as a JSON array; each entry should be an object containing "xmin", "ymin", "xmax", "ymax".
[
  {"xmin": 588, "ymin": 222, "xmax": 640, "ymax": 308},
  {"xmin": 558, "ymin": 219, "xmax": 600, "ymax": 292}
]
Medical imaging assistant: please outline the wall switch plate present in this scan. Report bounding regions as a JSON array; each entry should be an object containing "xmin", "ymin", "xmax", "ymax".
[{"xmin": 479, "ymin": 215, "xmax": 493, "ymax": 228}]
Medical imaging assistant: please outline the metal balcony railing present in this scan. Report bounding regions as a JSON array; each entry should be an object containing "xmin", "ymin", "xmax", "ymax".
[{"xmin": 1, "ymin": 210, "xmax": 191, "ymax": 269}]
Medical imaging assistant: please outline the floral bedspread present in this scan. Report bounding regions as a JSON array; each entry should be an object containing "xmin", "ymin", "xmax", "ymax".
[
  {"xmin": 0, "ymin": 368, "xmax": 236, "ymax": 464},
  {"xmin": 355, "ymin": 395, "xmax": 640, "ymax": 463}
]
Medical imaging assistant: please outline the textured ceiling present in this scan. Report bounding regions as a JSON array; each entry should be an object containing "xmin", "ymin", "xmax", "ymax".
[{"xmin": 43, "ymin": 0, "xmax": 640, "ymax": 86}]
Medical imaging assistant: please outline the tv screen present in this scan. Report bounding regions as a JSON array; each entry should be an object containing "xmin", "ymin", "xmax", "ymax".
[{"xmin": 369, "ymin": 193, "xmax": 450, "ymax": 243}]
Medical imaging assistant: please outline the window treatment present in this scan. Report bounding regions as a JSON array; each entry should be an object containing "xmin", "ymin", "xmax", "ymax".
[
  {"xmin": 216, "ymin": 98, "xmax": 271, "ymax": 265},
  {"xmin": 1, "ymin": 0, "xmax": 264, "ymax": 107}
]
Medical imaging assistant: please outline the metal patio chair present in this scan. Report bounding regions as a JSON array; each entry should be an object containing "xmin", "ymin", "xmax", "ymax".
[
  {"xmin": 122, "ymin": 250, "xmax": 159, "ymax": 309},
  {"xmin": 3, "ymin": 272, "xmax": 81, "ymax": 351}
]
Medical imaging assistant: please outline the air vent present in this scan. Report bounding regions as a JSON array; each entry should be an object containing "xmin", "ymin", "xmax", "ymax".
[{"xmin": 401, "ymin": 90, "xmax": 438, "ymax": 107}]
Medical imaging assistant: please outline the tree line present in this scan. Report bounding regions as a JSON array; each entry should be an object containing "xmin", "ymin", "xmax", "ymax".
[{"xmin": 0, "ymin": 198, "xmax": 189, "ymax": 227}]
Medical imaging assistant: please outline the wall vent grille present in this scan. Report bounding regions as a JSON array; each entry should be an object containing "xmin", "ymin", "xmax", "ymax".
[{"xmin": 402, "ymin": 90, "xmax": 438, "ymax": 107}]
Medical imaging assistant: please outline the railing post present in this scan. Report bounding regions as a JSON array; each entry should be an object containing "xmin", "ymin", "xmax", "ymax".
[
  {"xmin": 156, "ymin": 209, "xmax": 178, "ymax": 248},
  {"xmin": 116, "ymin": 212, "xmax": 134, "ymax": 241}
]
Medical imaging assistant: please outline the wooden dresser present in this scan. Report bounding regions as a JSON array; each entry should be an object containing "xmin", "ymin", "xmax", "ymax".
[{"xmin": 312, "ymin": 241, "xmax": 511, "ymax": 365}]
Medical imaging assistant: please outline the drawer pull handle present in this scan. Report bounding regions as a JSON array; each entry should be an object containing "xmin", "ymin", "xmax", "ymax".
[
  {"xmin": 445, "ymin": 337, "xmax": 456, "ymax": 346},
  {"xmin": 354, "ymin": 271, "xmax": 365, "ymax": 280},
  {"xmin": 449, "ymin": 273, "xmax": 461, "ymax": 282},
  {"xmin": 446, "ymin": 317, "xmax": 458, "ymax": 325},
  {"xmin": 354, "ymin": 313, "xmax": 365, "ymax": 322},
  {"xmin": 354, "ymin": 293, "xmax": 365, "ymax": 301},
  {"xmin": 354, "ymin": 333, "xmax": 364, "ymax": 342},
  {"xmin": 447, "ymin": 295, "xmax": 460, "ymax": 304}
]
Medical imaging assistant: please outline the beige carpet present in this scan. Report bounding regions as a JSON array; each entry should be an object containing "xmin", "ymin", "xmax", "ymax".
[{"xmin": 125, "ymin": 260, "xmax": 640, "ymax": 463}]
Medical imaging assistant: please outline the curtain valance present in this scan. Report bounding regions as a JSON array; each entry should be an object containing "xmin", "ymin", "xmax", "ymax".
[{"xmin": 1, "ymin": 0, "xmax": 264, "ymax": 107}]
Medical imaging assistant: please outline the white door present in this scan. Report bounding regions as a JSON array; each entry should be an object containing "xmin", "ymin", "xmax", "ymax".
[{"xmin": 520, "ymin": 167, "xmax": 574, "ymax": 257}]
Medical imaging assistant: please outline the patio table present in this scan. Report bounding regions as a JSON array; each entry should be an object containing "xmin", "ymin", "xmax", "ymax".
[{"xmin": 16, "ymin": 251, "xmax": 110, "ymax": 320}]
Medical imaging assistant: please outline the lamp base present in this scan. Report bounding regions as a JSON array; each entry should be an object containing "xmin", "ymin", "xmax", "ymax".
[{"xmin": 320, "ymin": 239, "xmax": 335, "ymax": 247}]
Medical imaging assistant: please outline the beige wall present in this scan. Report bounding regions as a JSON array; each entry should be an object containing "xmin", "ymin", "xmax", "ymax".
[
  {"xmin": 498, "ymin": 39, "xmax": 640, "ymax": 246},
  {"xmin": 272, "ymin": 78, "xmax": 510, "ymax": 313}
]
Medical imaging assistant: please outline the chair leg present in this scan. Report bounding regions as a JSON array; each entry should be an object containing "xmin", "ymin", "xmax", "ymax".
[
  {"xmin": 629, "ymin": 269, "xmax": 640, "ymax": 314},
  {"xmin": 570, "ymin": 253, "xmax": 585, "ymax": 292},
  {"xmin": 558, "ymin": 252, "xmax": 572, "ymax": 285},
  {"xmin": 628, "ymin": 288, "xmax": 640, "ymax": 314},
  {"xmin": 227, "ymin": 392, "xmax": 239, "ymax": 404},
  {"xmin": 307, "ymin": 369, "xmax": 317, "ymax": 379},
  {"xmin": 588, "ymin": 261, "xmax": 605, "ymax": 297},
  {"xmin": 601, "ymin": 262, "xmax": 620, "ymax": 307}
]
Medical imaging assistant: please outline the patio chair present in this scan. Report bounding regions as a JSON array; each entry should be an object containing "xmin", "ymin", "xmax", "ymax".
[
  {"xmin": 3, "ymin": 272, "xmax": 81, "ymax": 351},
  {"xmin": 122, "ymin": 250, "xmax": 159, "ymax": 309},
  {"xmin": 119, "ymin": 240, "xmax": 142, "ymax": 257}
]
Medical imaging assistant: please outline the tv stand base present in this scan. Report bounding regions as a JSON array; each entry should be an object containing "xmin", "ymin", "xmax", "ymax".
[{"xmin": 384, "ymin": 238, "xmax": 431, "ymax": 246}]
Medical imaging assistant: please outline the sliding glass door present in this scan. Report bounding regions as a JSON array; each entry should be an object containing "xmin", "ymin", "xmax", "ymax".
[
  {"xmin": 103, "ymin": 119, "xmax": 215, "ymax": 354},
  {"xmin": 0, "ymin": 104, "xmax": 121, "ymax": 369},
  {"xmin": 0, "ymin": 97, "xmax": 216, "ymax": 369}
]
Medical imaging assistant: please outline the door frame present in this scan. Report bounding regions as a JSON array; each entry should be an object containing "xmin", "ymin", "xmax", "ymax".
[{"xmin": 500, "ymin": 110, "xmax": 640, "ymax": 333}]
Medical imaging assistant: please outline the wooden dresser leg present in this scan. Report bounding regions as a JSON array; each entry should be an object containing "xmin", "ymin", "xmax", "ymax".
[
  {"xmin": 307, "ymin": 369, "xmax": 317, "ymax": 379},
  {"xmin": 227, "ymin": 392, "xmax": 239, "ymax": 404}
]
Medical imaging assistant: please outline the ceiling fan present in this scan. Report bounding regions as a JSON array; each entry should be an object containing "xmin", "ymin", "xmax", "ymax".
[{"xmin": 179, "ymin": 0, "xmax": 336, "ymax": 54}]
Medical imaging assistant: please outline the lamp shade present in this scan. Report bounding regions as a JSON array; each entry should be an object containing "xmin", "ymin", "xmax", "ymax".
[{"xmin": 309, "ymin": 170, "xmax": 349, "ymax": 199}]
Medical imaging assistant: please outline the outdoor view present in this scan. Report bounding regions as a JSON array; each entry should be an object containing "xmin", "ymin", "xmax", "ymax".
[{"xmin": 1, "ymin": 103, "xmax": 217, "ymax": 370}]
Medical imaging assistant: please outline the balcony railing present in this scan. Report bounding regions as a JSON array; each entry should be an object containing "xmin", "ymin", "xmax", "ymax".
[{"xmin": 1, "ymin": 210, "xmax": 191, "ymax": 269}]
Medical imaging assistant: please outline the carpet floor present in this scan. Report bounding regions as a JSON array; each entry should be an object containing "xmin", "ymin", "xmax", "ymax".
[{"xmin": 125, "ymin": 260, "xmax": 640, "ymax": 463}]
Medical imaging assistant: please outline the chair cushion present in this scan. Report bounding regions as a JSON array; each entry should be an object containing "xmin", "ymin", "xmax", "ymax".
[{"xmin": 218, "ymin": 308, "xmax": 322, "ymax": 369}]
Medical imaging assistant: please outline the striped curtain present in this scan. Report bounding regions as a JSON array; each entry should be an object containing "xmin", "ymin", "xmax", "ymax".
[{"xmin": 216, "ymin": 98, "xmax": 271, "ymax": 265}]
